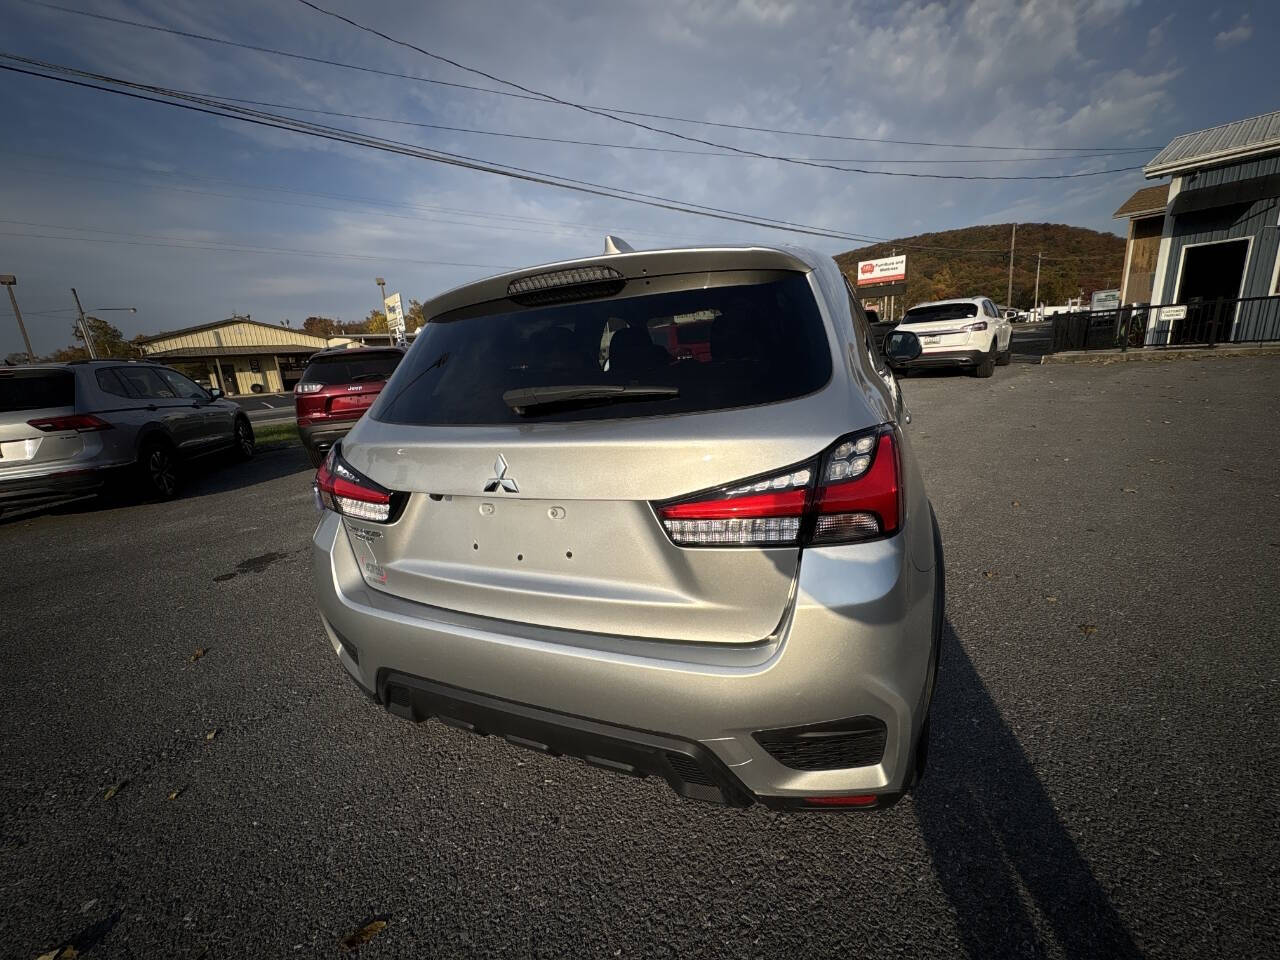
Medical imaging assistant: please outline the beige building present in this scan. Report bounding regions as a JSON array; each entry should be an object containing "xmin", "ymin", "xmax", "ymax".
[{"xmin": 137, "ymin": 315, "xmax": 330, "ymax": 395}]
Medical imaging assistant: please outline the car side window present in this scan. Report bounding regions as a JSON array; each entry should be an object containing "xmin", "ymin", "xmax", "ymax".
[
  {"xmin": 844, "ymin": 277, "xmax": 888, "ymax": 373},
  {"xmin": 95, "ymin": 368, "xmax": 134, "ymax": 398},
  {"xmin": 984, "ymin": 300, "xmax": 998, "ymax": 318},
  {"xmin": 115, "ymin": 367, "xmax": 177, "ymax": 400},
  {"xmin": 158, "ymin": 369, "xmax": 208, "ymax": 400}
]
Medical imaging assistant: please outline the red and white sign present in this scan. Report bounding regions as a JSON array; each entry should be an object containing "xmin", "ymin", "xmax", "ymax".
[{"xmin": 855, "ymin": 254, "xmax": 907, "ymax": 286}]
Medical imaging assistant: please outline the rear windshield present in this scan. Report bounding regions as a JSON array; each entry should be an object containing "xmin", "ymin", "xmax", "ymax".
[
  {"xmin": 0, "ymin": 369, "xmax": 74, "ymax": 413},
  {"xmin": 301, "ymin": 350, "xmax": 401, "ymax": 386},
  {"xmin": 902, "ymin": 303, "xmax": 979, "ymax": 324},
  {"xmin": 374, "ymin": 273, "xmax": 832, "ymax": 425}
]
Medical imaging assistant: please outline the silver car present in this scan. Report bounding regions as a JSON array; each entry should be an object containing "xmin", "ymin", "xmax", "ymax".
[
  {"xmin": 0, "ymin": 360, "xmax": 255, "ymax": 512},
  {"xmin": 311, "ymin": 244, "xmax": 941, "ymax": 810}
]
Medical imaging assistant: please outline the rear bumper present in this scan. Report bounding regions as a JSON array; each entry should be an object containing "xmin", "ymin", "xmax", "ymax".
[
  {"xmin": 0, "ymin": 466, "xmax": 113, "ymax": 508},
  {"xmin": 312, "ymin": 510, "xmax": 937, "ymax": 808},
  {"xmin": 897, "ymin": 348, "xmax": 984, "ymax": 368},
  {"xmin": 298, "ymin": 420, "xmax": 356, "ymax": 453}
]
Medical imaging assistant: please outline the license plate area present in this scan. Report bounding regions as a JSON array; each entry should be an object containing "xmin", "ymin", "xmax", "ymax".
[{"xmin": 922, "ymin": 335, "xmax": 942, "ymax": 345}]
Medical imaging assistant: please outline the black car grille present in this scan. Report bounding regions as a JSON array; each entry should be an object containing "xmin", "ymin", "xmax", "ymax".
[{"xmin": 753, "ymin": 717, "xmax": 887, "ymax": 771}]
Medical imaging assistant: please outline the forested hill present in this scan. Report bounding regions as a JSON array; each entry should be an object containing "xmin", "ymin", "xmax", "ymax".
[{"xmin": 834, "ymin": 223, "xmax": 1126, "ymax": 309}]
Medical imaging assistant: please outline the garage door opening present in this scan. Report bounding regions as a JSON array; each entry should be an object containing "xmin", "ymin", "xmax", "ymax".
[{"xmin": 1173, "ymin": 239, "xmax": 1249, "ymax": 343}]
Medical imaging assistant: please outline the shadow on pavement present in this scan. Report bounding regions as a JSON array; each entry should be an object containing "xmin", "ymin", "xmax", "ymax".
[
  {"xmin": 915, "ymin": 622, "xmax": 1142, "ymax": 959},
  {"xmin": 1, "ymin": 446, "xmax": 312, "ymax": 526}
]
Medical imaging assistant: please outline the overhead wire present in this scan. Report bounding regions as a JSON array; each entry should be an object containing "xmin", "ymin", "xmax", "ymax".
[{"xmin": 17, "ymin": 0, "xmax": 1157, "ymax": 153}]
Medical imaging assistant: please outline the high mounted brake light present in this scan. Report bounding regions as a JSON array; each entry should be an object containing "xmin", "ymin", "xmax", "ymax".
[
  {"xmin": 507, "ymin": 265, "xmax": 626, "ymax": 305},
  {"xmin": 654, "ymin": 427, "xmax": 902, "ymax": 548},
  {"xmin": 314, "ymin": 445, "xmax": 401, "ymax": 523}
]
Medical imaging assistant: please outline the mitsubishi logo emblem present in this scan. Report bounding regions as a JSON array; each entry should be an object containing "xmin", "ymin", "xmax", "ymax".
[{"xmin": 484, "ymin": 454, "xmax": 518, "ymax": 493}]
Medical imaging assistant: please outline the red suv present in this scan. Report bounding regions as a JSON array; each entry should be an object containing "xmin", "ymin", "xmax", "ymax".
[{"xmin": 294, "ymin": 346, "xmax": 404, "ymax": 467}]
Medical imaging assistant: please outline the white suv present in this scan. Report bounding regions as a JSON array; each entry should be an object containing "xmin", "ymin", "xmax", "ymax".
[{"xmin": 892, "ymin": 297, "xmax": 1012, "ymax": 377}]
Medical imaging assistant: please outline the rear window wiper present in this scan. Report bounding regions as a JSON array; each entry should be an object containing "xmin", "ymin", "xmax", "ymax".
[{"xmin": 502, "ymin": 384, "xmax": 678, "ymax": 415}]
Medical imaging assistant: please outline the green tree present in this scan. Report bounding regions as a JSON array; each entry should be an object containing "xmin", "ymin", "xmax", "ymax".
[
  {"xmin": 364, "ymin": 309, "xmax": 388, "ymax": 334},
  {"xmin": 405, "ymin": 298, "xmax": 427, "ymax": 331},
  {"xmin": 45, "ymin": 315, "xmax": 135, "ymax": 361}
]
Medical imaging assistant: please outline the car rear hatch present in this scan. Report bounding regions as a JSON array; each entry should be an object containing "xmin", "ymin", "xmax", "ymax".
[
  {"xmin": 899, "ymin": 302, "xmax": 983, "ymax": 349},
  {"xmin": 0, "ymin": 368, "xmax": 83, "ymax": 476},
  {"xmin": 332, "ymin": 254, "xmax": 857, "ymax": 645},
  {"xmin": 295, "ymin": 349, "xmax": 401, "ymax": 425}
]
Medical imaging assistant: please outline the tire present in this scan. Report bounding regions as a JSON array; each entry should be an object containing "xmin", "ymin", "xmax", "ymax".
[
  {"xmin": 996, "ymin": 340, "xmax": 1012, "ymax": 366},
  {"xmin": 972, "ymin": 342, "xmax": 996, "ymax": 378},
  {"xmin": 232, "ymin": 416, "xmax": 256, "ymax": 461},
  {"xmin": 306, "ymin": 446, "xmax": 326, "ymax": 469},
  {"xmin": 250, "ymin": 383, "xmax": 265, "ymax": 394},
  {"xmin": 910, "ymin": 503, "xmax": 945, "ymax": 792},
  {"xmin": 139, "ymin": 439, "xmax": 180, "ymax": 500}
]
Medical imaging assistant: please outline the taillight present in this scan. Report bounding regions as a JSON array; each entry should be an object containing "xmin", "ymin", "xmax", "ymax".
[
  {"xmin": 295, "ymin": 382, "xmax": 323, "ymax": 394},
  {"xmin": 28, "ymin": 414, "xmax": 112, "ymax": 432},
  {"xmin": 654, "ymin": 427, "xmax": 902, "ymax": 548},
  {"xmin": 965, "ymin": 320, "xmax": 988, "ymax": 332},
  {"xmin": 314, "ymin": 445, "xmax": 400, "ymax": 523}
]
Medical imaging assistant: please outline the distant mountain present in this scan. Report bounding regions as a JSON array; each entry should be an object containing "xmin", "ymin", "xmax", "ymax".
[{"xmin": 835, "ymin": 223, "xmax": 1125, "ymax": 312}]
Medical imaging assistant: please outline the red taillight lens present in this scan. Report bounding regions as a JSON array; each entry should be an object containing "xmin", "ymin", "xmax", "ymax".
[
  {"xmin": 804, "ymin": 794, "xmax": 879, "ymax": 808},
  {"xmin": 656, "ymin": 467, "xmax": 813, "ymax": 546},
  {"xmin": 314, "ymin": 446, "xmax": 397, "ymax": 523},
  {"xmin": 28, "ymin": 414, "xmax": 112, "ymax": 432},
  {"xmin": 653, "ymin": 427, "xmax": 902, "ymax": 548},
  {"xmin": 812, "ymin": 433, "xmax": 901, "ymax": 542}
]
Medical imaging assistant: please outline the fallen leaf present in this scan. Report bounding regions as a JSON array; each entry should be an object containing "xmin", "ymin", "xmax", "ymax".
[
  {"xmin": 1122, "ymin": 487, "xmax": 1138, "ymax": 494},
  {"xmin": 1078, "ymin": 624, "xmax": 1097, "ymax": 637},
  {"xmin": 189, "ymin": 647, "xmax": 208, "ymax": 662},
  {"xmin": 36, "ymin": 947, "xmax": 79, "ymax": 960},
  {"xmin": 1148, "ymin": 458, "xmax": 1166, "ymax": 464},
  {"xmin": 204, "ymin": 728, "xmax": 219, "ymax": 742},
  {"xmin": 983, "ymin": 570, "xmax": 998, "ymax": 580},
  {"xmin": 103, "ymin": 780, "xmax": 128, "ymax": 801},
  {"xmin": 339, "ymin": 919, "xmax": 388, "ymax": 952},
  {"xmin": 167, "ymin": 788, "xmax": 184, "ymax": 801},
  {"xmin": 1011, "ymin": 500, "xmax": 1021, "ymax": 508},
  {"xmin": 1044, "ymin": 596, "xmax": 1058, "ymax": 604}
]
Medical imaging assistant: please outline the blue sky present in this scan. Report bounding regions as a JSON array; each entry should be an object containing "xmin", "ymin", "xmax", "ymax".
[{"xmin": 0, "ymin": 0, "xmax": 1275, "ymax": 356}]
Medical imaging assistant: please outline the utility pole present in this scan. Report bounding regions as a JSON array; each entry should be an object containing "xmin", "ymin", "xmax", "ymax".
[
  {"xmin": 1033, "ymin": 252, "xmax": 1042, "ymax": 322},
  {"xmin": 71, "ymin": 287, "xmax": 97, "ymax": 359},
  {"xmin": 0, "ymin": 275, "xmax": 34, "ymax": 358},
  {"xmin": 1006, "ymin": 223, "xmax": 1017, "ymax": 310}
]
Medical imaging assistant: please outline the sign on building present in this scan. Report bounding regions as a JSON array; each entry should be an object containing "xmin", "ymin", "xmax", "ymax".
[
  {"xmin": 855, "ymin": 255, "xmax": 907, "ymax": 298},
  {"xmin": 383, "ymin": 293, "xmax": 406, "ymax": 340},
  {"xmin": 1090, "ymin": 289, "xmax": 1121, "ymax": 312}
]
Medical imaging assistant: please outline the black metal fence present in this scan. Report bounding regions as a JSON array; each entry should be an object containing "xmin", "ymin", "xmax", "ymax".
[{"xmin": 1048, "ymin": 295, "xmax": 1280, "ymax": 353}]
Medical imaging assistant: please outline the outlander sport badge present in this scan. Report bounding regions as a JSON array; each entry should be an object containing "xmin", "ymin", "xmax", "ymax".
[{"xmin": 484, "ymin": 454, "xmax": 518, "ymax": 493}]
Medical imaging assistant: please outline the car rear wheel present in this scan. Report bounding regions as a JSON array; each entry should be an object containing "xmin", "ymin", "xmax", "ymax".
[
  {"xmin": 306, "ymin": 446, "xmax": 326, "ymax": 469},
  {"xmin": 972, "ymin": 344, "xmax": 996, "ymax": 378},
  {"xmin": 140, "ymin": 440, "xmax": 180, "ymax": 500},
  {"xmin": 233, "ymin": 417, "xmax": 256, "ymax": 460}
]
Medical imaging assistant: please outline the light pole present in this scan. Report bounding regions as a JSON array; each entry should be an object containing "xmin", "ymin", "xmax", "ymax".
[
  {"xmin": 72, "ymin": 292, "xmax": 137, "ymax": 358},
  {"xmin": 0, "ymin": 275, "xmax": 34, "ymax": 359}
]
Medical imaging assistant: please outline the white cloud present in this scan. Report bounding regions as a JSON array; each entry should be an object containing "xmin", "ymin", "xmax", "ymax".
[{"xmin": 1215, "ymin": 14, "xmax": 1252, "ymax": 49}]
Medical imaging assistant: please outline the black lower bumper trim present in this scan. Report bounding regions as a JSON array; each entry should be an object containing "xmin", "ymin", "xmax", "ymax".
[
  {"xmin": 898, "ymin": 349, "xmax": 984, "ymax": 368},
  {"xmin": 378, "ymin": 671, "xmax": 753, "ymax": 807}
]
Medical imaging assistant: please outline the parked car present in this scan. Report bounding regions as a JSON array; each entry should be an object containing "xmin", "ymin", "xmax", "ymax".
[
  {"xmin": 310, "ymin": 243, "xmax": 943, "ymax": 811},
  {"xmin": 294, "ymin": 345, "xmax": 404, "ymax": 467},
  {"xmin": 891, "ymin": 297, "xmax": 1012, "ymax": 377},
  {"xmin": 0, "ymin": 360, "xmax": 254, "ymax": 513}
]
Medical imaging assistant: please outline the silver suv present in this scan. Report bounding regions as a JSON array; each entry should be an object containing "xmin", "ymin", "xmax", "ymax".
[
  {"xmin": 0, "ymin": 360, "xmax": 255, "ymax": 512},
  {"xmin": 310, "ymin": 244, "xmax": 941, "ymax": 810}
]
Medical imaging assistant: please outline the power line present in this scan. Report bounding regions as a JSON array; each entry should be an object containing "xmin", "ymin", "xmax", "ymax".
[
  {"xmin": 291, "ymin": 0, "xmax": 1142, "ymax": 181},
  {"xmin": 0, "ymin": 57, "xmax": 911, "ymax": 245},
  {"xmin": 169, "ymin": 90, "xmax": 1148, "ymax": 165},
  {"xmin": 3, "ymin": 57, "xmax": 1107, "ymax": 260},
  {"xmin": 16, "ymin": 0, "xmax": 1158, "ymax": 154}
]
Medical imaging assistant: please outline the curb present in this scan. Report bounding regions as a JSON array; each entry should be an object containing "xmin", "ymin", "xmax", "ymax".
[{"xmin": 1041, "ymin": 344, "xmax": 1280, "ymax": 364}]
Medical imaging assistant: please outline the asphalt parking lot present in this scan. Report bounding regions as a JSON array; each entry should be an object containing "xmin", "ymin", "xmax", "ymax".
[{"xmin": 3, "ymin": 352, "xmax": 1278, "ymax": 958}]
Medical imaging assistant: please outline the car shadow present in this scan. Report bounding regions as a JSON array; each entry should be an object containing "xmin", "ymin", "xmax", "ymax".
[
  {"xmin": 0, "ymin": 446, "xmax": 312, "ymax": 526},
  {"xmin": 913, "ymin": 621, "xmax": 1142, "ymax": 959}
]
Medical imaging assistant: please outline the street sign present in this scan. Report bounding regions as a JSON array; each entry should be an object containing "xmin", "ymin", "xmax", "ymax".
[
  {"xmin": 383, "ymin": 293, "xmax": 405, "ymax": 340},
  {"xmin": 1091, "ymin": 289, "xmax": 1120, "ymax": 311},
  {"xmin": 1159, "ymin": 305, "xmax": 1187, "ymax": 322}
]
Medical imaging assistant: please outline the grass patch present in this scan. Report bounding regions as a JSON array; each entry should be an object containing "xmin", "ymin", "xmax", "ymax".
[{"xmin": 252, "ymin": 422, "xmax": 301, "ymax": 448}]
